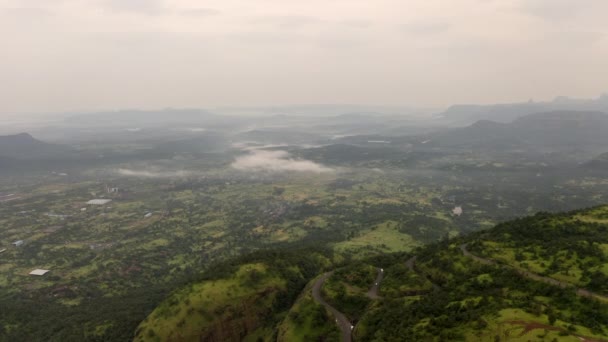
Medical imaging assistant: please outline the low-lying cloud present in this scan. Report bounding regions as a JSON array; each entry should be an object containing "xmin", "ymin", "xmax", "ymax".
[
  {"xmin": 115, "ymin": 168, "xmax": 194, "ymax": 178},
  {"xmin": 232, "ymin": 149, "xmax": 333, "ymax": 173}
]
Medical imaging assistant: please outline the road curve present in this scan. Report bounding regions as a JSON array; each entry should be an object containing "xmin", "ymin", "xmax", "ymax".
[
  {"xmin": 405, "ymin": 256, "xmax": 417, "ymax": 271},
  {"xmin": 460, "ymin": 243, "xmax": 608, "ymax": 302},
  {"xmin": 366, "ymin": 268, "xmax": 385, "ymax": 299},
  {"xmin": 312, "ymin": 272, "xmax": 353, "ymax": 342},
  {"xmin": 405, "ymin": 256, "xmax": 440, "ymax": 291},
  {"xmin": 459, "ymin": 244, "xmax": 494, "ymax": 266}
]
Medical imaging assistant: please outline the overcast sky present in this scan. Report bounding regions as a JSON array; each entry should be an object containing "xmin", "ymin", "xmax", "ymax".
[{"xmin": 1, "ymin": 0, "xmax": 607, "ymax": 114}]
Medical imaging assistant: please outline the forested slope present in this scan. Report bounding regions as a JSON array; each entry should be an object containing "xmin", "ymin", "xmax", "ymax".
[{"xmin": 135, "ymin": 206, "xmax": 608, "ymax": 342}]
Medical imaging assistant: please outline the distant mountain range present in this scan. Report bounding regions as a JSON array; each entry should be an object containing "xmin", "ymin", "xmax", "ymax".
[
  {"xmin": 4, "ymin": 110, "xmax": 608, "ymax": 165},
  {"xmin": 439, "ymin": 94, "xmax": 608, "ymax": 125},
  {"xmin": 296, "ymin": 111, "xmax": 608, "ymax": 165},
  {"xmin": 429, "ymin": 111, "xmax": 608, "ymax": 153}
]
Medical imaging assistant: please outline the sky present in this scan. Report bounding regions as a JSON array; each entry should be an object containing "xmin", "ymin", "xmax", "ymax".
[{"xmin": 1, "ymin": 0, "xmax": 607, "ymax": 114}]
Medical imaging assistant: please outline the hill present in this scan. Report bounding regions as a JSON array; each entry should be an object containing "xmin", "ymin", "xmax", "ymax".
[
  {"xmin": 355, "ymin": 206, "xmax": 608, "ymax": 341},
  {"xmin": 133, "ymin": 249, "xmax": 333, "ymax": 342},
  {"xmin": 0, "ymin": 133, "xmax": 68, "ymax": 159},
  {"xmin": 430, "ymin": 111, "xmax": 608, "ymax": 153},
  {"xmin": 135, "ymin": 206, "xmax": 608, "ymax": 341},
  {"xmin": 440, "ymin": 94, "xmax": 608, "ymax": 125}
]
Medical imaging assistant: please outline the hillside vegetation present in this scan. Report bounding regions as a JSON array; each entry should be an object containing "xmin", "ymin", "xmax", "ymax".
[
  {"xmin": 276, "ymin": 276, "xmax": 340, "ymax": 341},
  {"xmin": 469, "ymin": 206, "xmax": 608, "ymax": 294},
  {"xmin": 136, "ymin": 206, "xmax": 608, "ymax": 341},
  {"xmin": 134, "ymin": 250, "xmax": 332, "ymax": 342}
]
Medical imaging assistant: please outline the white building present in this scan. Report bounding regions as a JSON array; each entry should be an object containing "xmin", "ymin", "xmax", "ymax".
[
  {"xmin": 29, "ymin": 269, "xmax": 50, "ymax": 276},
  {"xmin": 452, "ymin": 206, "xmax": 463, "ymax": 216}
]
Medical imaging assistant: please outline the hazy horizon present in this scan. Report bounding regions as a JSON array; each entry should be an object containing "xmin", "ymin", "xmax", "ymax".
[{"xmin": 2, "ymin": 0, "xmax": 608, "ymax": 115}]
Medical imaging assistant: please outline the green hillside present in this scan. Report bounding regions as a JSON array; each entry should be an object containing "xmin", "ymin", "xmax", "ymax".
[
  {"xmin": 133, "ymin": 250, "xmax": 332, "ymax": 342},
  {"xmin": 356, "ymin": 206, "xmax": 608, "ymax": 341},
  {"xmin": 135, "ymin": 206, "xmax": 608, "ymax": 342},
  {"xmin": 468, "ymin": 206, "xmax": 608, "ymax": 294}
]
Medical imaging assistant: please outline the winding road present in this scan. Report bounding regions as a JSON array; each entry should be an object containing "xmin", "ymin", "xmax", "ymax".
[
  {"xmin": 405, "ymin": 256, "xmax": 440, "ymax": 291},
  {"xmin": 312, "ymin": 268, "xmax": 387, "ymax": 342},
  {"xmin": 460, "ymin": 244, "xmax": 608, "ymax": 302},
  {"xmin": 366, "ymin": 268, "xmax": 385, "ymax": 299},
  {"xmin": 311, "ymin": 272, "xmax": 353, "ymax": 342},
  {"xmin": 405, "ymin": 256, "xmax": 417, "ymax": 271}
]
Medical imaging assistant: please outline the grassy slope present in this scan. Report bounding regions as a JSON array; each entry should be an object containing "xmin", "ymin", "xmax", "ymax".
[
  {"xmin": 133, "ymin": 249, "xmax": 332, "ymax": 342},
  {"xmin": 134, "ymin": 263, "xmax": 285, "ymax": 342},
  {"xmin": 471, "ymin": 205, "xmax": 608, "ymax": 294},
  {"xmin": 333, "ymin": 221, "xmax": 420, "ymax": 257}
]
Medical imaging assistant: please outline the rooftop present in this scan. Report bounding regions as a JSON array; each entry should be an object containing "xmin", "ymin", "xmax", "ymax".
[{"xmin": 29, "ymin": 269, "xmax": 50, "ymax": 276}]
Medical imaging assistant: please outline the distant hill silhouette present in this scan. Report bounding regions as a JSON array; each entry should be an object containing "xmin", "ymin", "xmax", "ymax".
[
  {"xmin": 0, "ymin": 133, "xmax": 68, "ymax": 159},
  {"xmin": 430, "ymin": 111, "xmax": 608, "ymax": 152},
  {"xmin": 585, "ymin": 152, "xmax": 608, "ymax": 169},
  {"xmin": 440, "ymin": 94, "xmax": 608, "ymax": 125}
]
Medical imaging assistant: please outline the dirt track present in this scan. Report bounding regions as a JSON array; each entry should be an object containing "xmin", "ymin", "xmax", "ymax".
[{"xmin": 366, "ymin": 268, "xmax": 385, "ymax": 299}]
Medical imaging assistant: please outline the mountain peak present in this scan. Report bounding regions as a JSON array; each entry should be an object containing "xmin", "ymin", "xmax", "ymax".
[
  {"xmin": 0, "ymin": 132, "xmax": 37, "ymax": 142},
  {"xmin": 13, "ymin": 132, "xmax": 35, "ymax": 139}
]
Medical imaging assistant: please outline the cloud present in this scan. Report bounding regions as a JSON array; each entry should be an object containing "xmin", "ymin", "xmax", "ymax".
[
  {"xmin": 2, "ymin": 0, "xmax": 608, "ymax": 113},
  {"xmin": 100, "ymin": 0, "xmax": 165, "ymax": 15},
  {"xmin": 232, "ymin": 142, "xmax": 289, "ymax": 151},
  {"xmin": 115, "ymin": 168, "xmax": 194, "ymax": 178},
  {"xmin": 544, "ymin": 30, "xmax": 606, "ymax": 46},
  {"xmin": 519, "ymin": 0, "xmax": 602, "ymax": 22},
  {"xmin": 99, "ymin": 1, "xmax": 220, "ymax": 17},
  {"xmin": 231, "ymin": 149, "xmax": 333, "ymax": 173},
  {"xmin": 340, "ymin": 19, "xmax": 373, "ymax": 29},
  {"xmin": 2, "ymin": 7, "xmax": 54, "ymax": 18},
  {"xmin": 404, "ymin": 21, "xmax": 451, "ymax": 35},
  {"xmin": 179, "ymin": 8, "xmax": 221, "ymax": 17},
  {"xmin": 250, "ymin": 15, "xmax": 326, "ymax": 29}
]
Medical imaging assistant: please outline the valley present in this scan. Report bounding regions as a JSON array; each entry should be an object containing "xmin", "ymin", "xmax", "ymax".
[
  {"xmin": 1, "ymin": 109, "xmax": 608, "ymax": 341},
  {"xmin": 4, "ymin": 1, "xmax": 608, "ymax": 340}
]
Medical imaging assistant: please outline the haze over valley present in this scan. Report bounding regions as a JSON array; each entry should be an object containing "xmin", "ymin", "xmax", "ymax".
[
  {"xmin": 2, "ymin": 98, "xmax": 608, "ymax": 341},
  {"xmin": 2, "ymin": 0, "xmax": 608, "ymax": 341}
]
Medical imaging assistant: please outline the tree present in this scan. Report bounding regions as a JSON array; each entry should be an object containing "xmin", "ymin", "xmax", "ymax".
[{"xmin": 548, "ymin": 313, "xmax": 556, "ymax": 325}]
